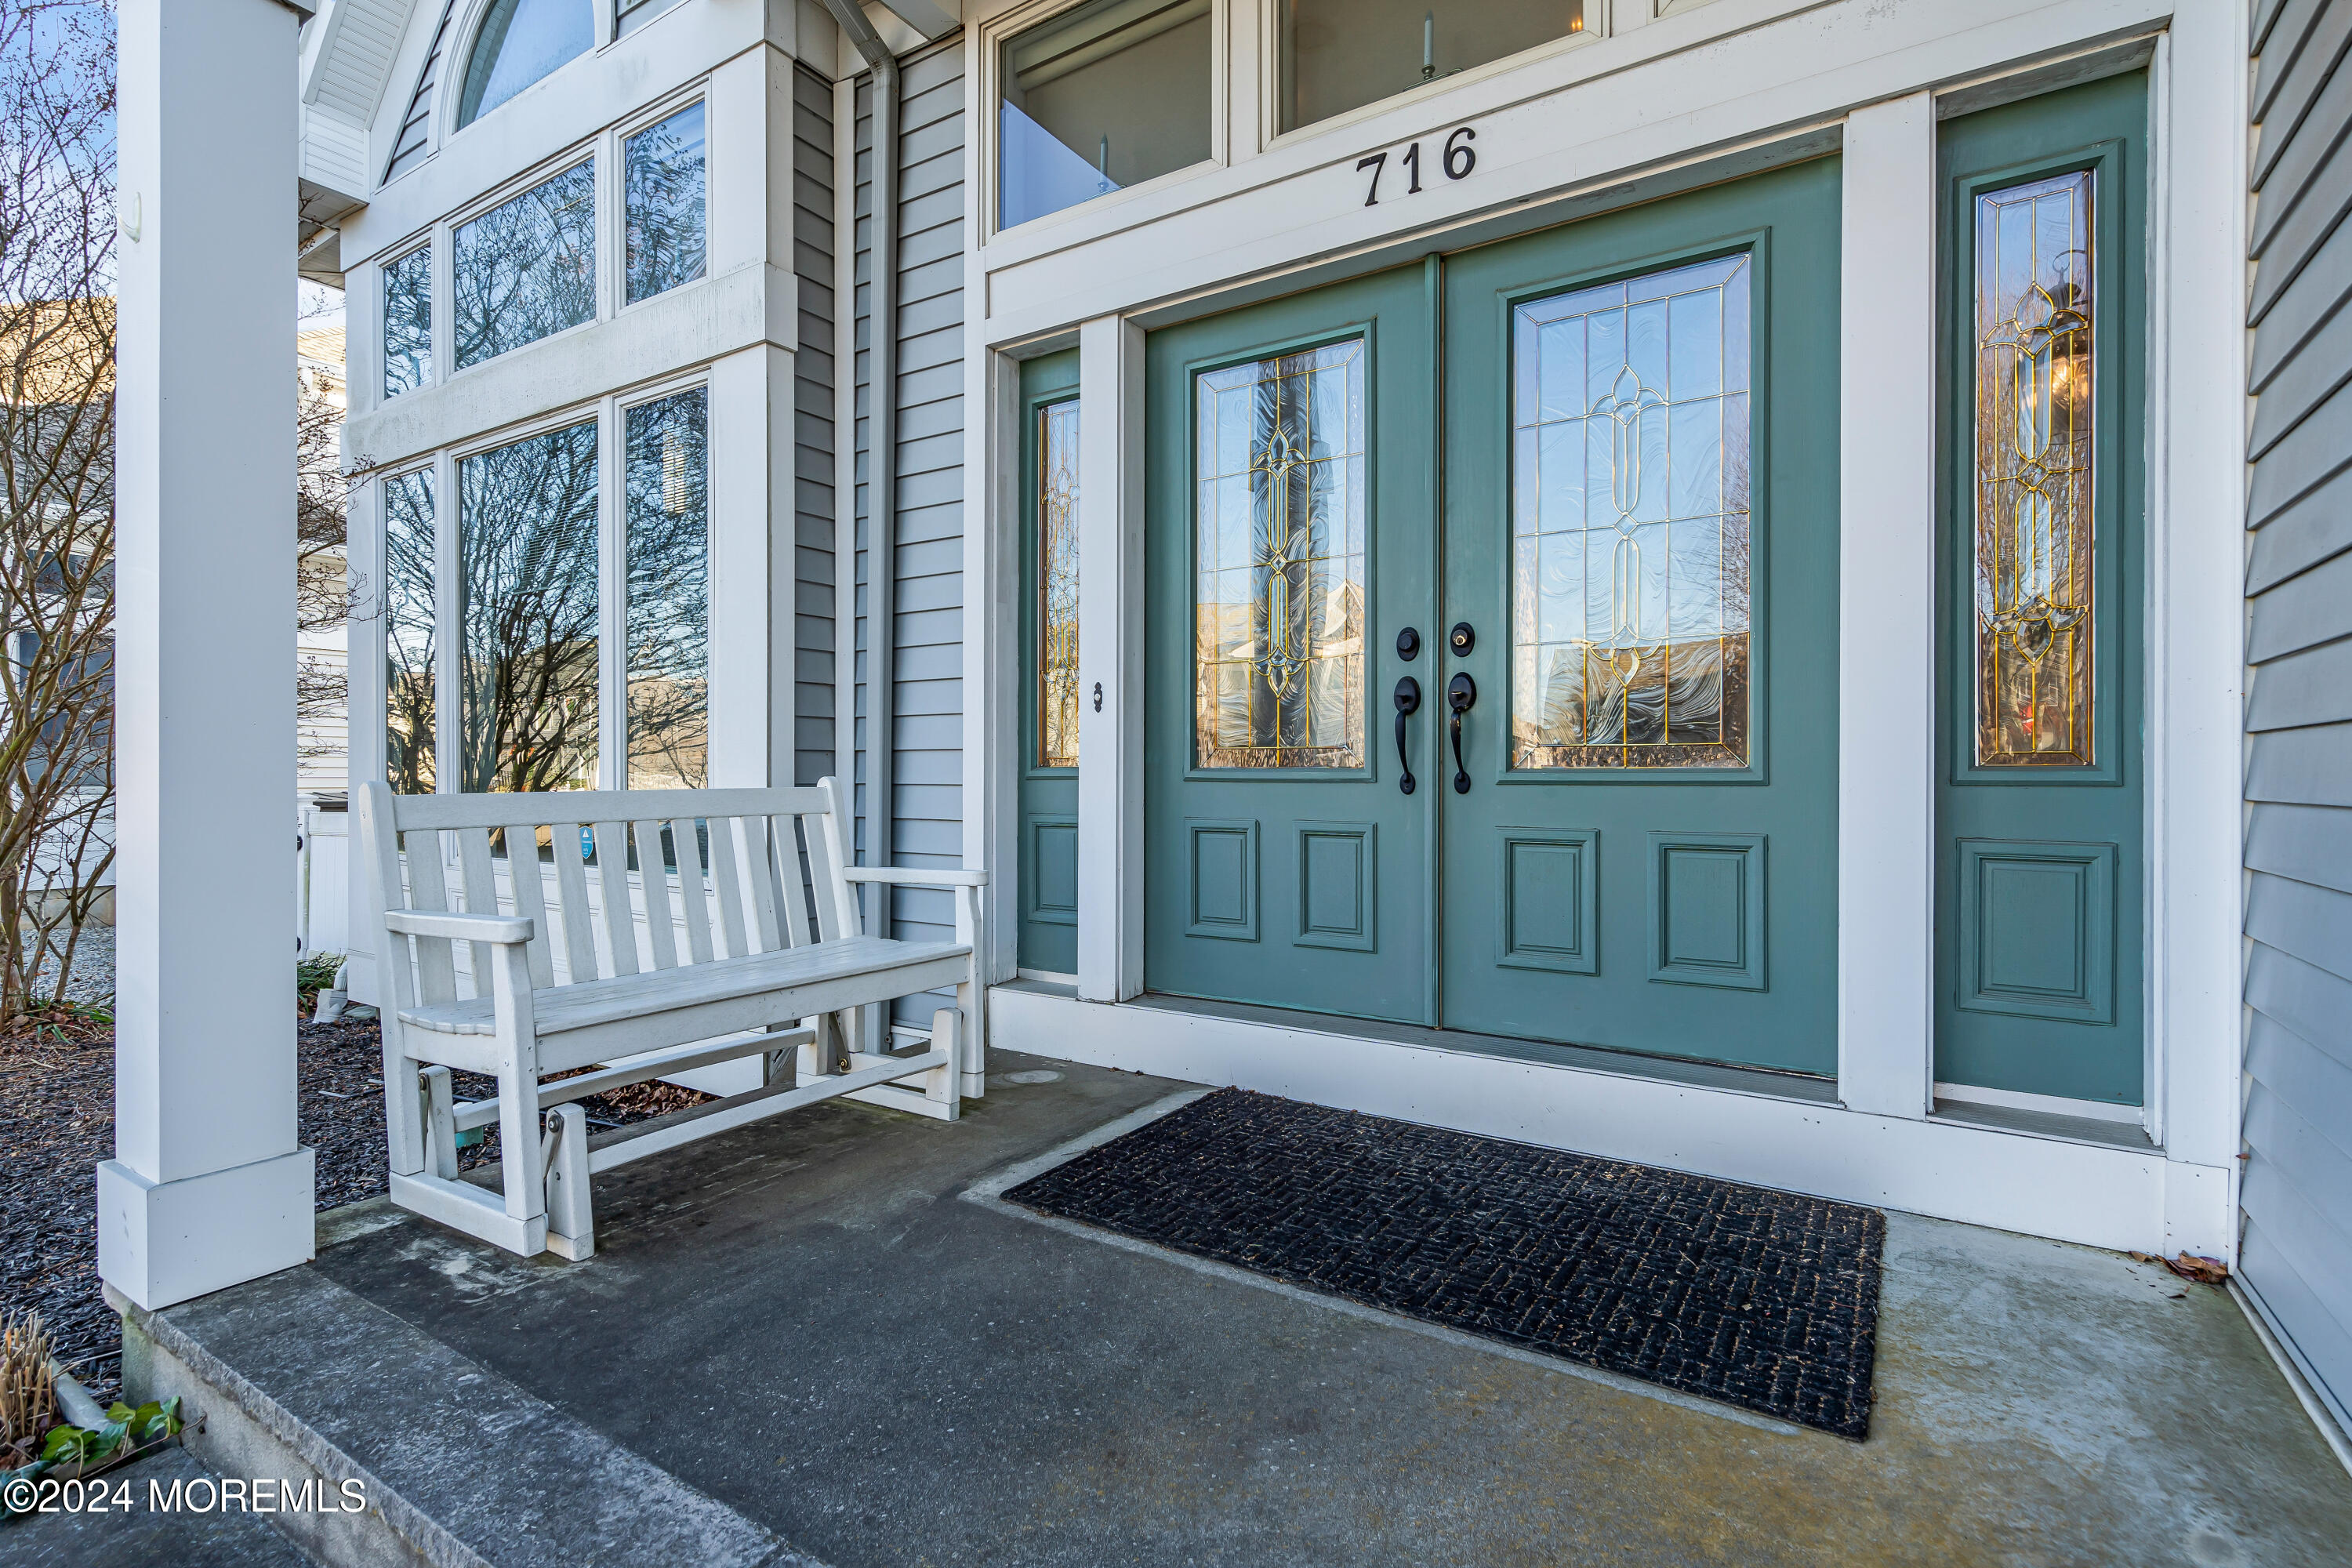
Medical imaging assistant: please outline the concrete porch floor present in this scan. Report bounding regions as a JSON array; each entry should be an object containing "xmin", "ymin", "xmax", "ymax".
[{"xmin": 60, "ymin": 1051, "xmax": 2352, "ymax": 1565}]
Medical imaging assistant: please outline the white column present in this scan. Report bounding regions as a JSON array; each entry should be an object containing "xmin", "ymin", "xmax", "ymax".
[
  {"xmin": 1835, "ymin": 91, "xmax": 1936, "ymax": 1120},
  {"xmin": 1075, "ymin": 316, "xmax": 1145, "ymax": 1003},
  {"xmin": 2150, "ymin": 16, "xmax": 2250, "ymax": 1263},
  {"xmin": 101, "ymin": 0, "xmax": 315, "ymax": 1311}
]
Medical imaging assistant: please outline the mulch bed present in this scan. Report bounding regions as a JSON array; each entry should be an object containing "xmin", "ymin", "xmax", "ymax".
[{"xmin": 1, "ymin": 1012, "xmax": 710, "ymax": 1404}]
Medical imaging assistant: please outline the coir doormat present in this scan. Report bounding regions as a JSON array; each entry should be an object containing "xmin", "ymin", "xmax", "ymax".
[{"xmin": 1005, "ymin": 1088, "xmax": 1884, "ymax": 1439}]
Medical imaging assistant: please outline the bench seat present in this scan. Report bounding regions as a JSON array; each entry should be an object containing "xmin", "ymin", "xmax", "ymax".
[{"xmin": 397, "ymin": 935, "xmax": 971, "ymax": 1038}]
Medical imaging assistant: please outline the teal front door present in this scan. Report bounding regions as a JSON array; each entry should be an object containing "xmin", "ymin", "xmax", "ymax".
[
  {"xmin": 1144, "ymin": 266, "xmax": 1437, "ymax": 1022},
  {"xmin": 1436, "ymin": 161, "xmax": 1843, "ymax": 1074},
  {"xmin": 1145, "ymin": 163, "xmax": 1842, "ymax": 1072}
]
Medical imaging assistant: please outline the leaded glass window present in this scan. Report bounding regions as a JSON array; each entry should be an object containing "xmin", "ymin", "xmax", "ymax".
[
  {"xmin": 1972, "ymin": 172, "xmax": 2094, "ymax": 767},
  {"xmin": 624, "ymin": 389, "xmax": 710, "ymax": 790},
  {"xmin": 457, "ymin": 420, "xmax": 601, "ymax": 793},
  {"xmin": 383, "ymin": 469, "xmax": 437, "ymax": 793},
  {"xmin": 1038, "ymin": 398, "xmax": 1080, "ymax": 769},
  {"xmin": 1194, "ymin": 342, "xmax": 1366, "ymax": 769},
  {"xmin": 1510, "ymin": 256, "xmax": 1751, "ymax": 769}
]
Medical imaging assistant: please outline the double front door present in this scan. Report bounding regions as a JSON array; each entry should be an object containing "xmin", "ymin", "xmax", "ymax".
[{"xmin": 1142, "ymin": 161, "xmax": 1842, "ymax": 1076}]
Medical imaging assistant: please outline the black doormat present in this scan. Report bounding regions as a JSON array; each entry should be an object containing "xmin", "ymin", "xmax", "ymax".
[{"xmin": 1006, "ymin": 1088, "xmax": 1885, "ymax": 1439}]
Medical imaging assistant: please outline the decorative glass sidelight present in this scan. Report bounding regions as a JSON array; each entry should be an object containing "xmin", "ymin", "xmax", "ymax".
[
  {"xmin": 1038, "ymin": 398, "xmax": 1081, "ymax": 768},
  {"xmin": 1972, "ymin": 171, "xmax": 2095, "ymax": 767},
  {"xmin": 1509, "ymin": 255, "xmax": 1752, "ymax": 769},
  {"xmin": 1194, "ymin": 341, "xmax": 1367, "ymax": 769}
]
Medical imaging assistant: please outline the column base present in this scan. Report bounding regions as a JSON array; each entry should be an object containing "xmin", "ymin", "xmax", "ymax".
[{"xmin": 98, "ymin": 1148, "xmax": 316, "ymax": 1311}]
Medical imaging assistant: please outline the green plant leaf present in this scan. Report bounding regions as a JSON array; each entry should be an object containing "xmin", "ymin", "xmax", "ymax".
[{"xmin": 105, "ymin": 1402, "xmax": 135, "ymax": 1422}]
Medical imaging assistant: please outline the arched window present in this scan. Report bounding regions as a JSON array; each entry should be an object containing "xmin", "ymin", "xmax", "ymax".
[{"xmin": 456, "ymin": 0, "xmax": 592, "ymax": 129}]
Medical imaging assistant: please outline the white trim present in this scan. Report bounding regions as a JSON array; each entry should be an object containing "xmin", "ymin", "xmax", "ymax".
[
  {"xmin": 1073, "ymin": 314, "xmax": 1145, "ymax": 1003},
  {"xmin": 1932, "ymin": 1080, "xmax": 2146, "ymax": 1124},
  {"xmin": 991, "ymin": 984, "xmax": 2180, "ymax": 1251},
  {"xmin": 1835, "ymin": 89, "xmax": 1936, "ymax": 1122}
]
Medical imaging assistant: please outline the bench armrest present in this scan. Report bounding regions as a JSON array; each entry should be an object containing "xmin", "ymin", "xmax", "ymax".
[
  {"xmin": 842, "ymin": 867, "xmax": 989, "ymax": 889},
  {"xmin": 385, "ymin": 909, "xmax": 536, "ymax": 945}
]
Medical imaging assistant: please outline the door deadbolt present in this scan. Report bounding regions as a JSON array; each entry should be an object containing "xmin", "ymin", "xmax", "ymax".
[{"xmin": 1450, "ymin": 622, "xmax": 1475, "ymax": 655}]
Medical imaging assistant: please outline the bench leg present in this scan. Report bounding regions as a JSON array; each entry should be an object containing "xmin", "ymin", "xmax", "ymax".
[
  {"xmin": 423, "ymin": 1066, "xmax": 460, "ymax": 1180},
  {"xmin": 543, "ymin": 1102, "xmax": 595, "ymax": 1261},
  {"xmin": 926, "ymin": 1007, "xmax": 960, "ymax": 1120},
  {"xmin": 382, "ymin": 1028, "xmax": 428, "ymax": 1178}
]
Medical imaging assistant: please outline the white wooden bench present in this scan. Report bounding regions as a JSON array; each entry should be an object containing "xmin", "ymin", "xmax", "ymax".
[{"xmin": 356, "ymin": 778, "xmax": 986, "ymax": 1261}]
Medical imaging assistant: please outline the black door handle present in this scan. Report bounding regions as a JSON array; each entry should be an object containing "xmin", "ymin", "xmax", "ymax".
[
  {"xmin": 1447, "ymin": 672, "xmax": 1477, "ymax": 794},
  {"xmin": 1393, "ymin": 677, "xmax": 1421, "ymax": 795}
]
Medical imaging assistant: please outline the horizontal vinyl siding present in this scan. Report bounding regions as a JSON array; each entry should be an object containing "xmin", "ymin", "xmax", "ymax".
[
  {"xmin": 793, "ymin": 63, "xmax": 838, "ymax": 791},
  {"xmin": 2242, "ymin": 0, "xmax": 2352, "ymax": 1435},
  {"xmin": 854, "ymin": 37, "xmax": 966, "ymax": 1024}
]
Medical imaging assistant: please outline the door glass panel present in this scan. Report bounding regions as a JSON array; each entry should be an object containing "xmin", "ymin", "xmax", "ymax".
[
  {"xmin": 1194, "ymin": 341, "xmax": 1367, "ymax": 769},
  {"xmin": 1972, "ymin": 171, "xmax": 2094, "ymax": 767},
  {"xmin": 1038, "ymin": 398, "xmax": 1081, "ymax": 768},
  {"xmin": 1509, "ymin": 256, "xmax": 1751, "ymax": 769}
]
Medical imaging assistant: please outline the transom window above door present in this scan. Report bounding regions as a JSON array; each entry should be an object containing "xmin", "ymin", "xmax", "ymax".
[
  {"xmin": 1194, "ymin": 341, "xmax": 1367, "ymax": 770},
  {"xmin": 1277, "ymin": 0, "xmax": 1585, "ymax": 134},
  {"xmin": 1510, "ymin": 254, "xmax": 1752, "ymax": 770},
  {"xmin": 998, "ymin": 0, "xmax": 1214, "ymax": 230}
]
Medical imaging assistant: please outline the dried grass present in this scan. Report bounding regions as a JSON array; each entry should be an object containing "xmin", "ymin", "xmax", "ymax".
[{"xmin": 1, "ymin": 1309, "xmax": 56, "ymax": 1453}]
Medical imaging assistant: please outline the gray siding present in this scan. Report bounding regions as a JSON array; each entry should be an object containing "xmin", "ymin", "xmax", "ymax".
[
  {"xmin": 854, "ymin": 36, "xmax": 966, "ymax": 1018},
  {"xmin": 2242, "ymin": 0, "xmax": 2352, "ymax": 1435},
  {"xmin": 793, "ymin": 63, "xmax": 837, "ymax": 789}
]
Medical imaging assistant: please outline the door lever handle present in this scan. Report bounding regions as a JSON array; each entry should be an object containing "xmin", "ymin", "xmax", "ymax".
[
  {"xmin": 1393, "ymin": 677, "xmax": 1421, "ymax": 795},
  {"xmin": 1447, "ymin": 672, "xmax": 1477, "ymax": 794}
]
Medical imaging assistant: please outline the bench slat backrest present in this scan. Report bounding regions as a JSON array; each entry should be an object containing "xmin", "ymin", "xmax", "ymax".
[{"xmin": 358, "ymin": 780, "xmax": 858, "ymax": 1022}]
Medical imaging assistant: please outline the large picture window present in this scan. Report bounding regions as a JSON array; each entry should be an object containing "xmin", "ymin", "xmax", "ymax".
[
  {"xmin": 999, "ymin": 0, "xmax": 1212, "ymax": 230},
  {"xmin": 380, "ymin": 388, "xmax": 713, "ymax": 800},
  {"xmin": 453, "ymin": 161, "xmax": 596, "ymax": 372},
  {"xmin": 459, "ymin": 419, "xmax": 601, "ymax": 793}
]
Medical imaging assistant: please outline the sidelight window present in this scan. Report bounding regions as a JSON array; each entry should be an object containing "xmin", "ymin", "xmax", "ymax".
[
  {"xmin": 1276, "ymin": 0, "xmax": 1584, "ymax": 134},
  {"xmin": 1509, "ymin": 255, "xmax": 1752, "ymax": 769},
  {"xmin": 998, "ymin": 0, "xmax": 1214, "ymax": 230},
  {"xmin": 1037, "ymin": 399, "xmax": 1081, "ymax": 768},
  {"xmin": 1193, "ymin": 341, "xmax": 1367, "ymax": 770},
  {"xmin": 1969, "ymin": 171, "xmax": 2095, "ymax": 767}
]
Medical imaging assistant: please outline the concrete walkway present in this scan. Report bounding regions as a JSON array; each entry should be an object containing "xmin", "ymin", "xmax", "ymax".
[{"xmin": 64, "ymin": 1052, "xmax": 2352, "ymax": 1565}]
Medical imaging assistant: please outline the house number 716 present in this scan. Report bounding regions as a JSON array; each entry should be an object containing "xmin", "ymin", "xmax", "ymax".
[{"xmin": 1358, "ymin": 126, "xmax": 1476, "ymax": 206}]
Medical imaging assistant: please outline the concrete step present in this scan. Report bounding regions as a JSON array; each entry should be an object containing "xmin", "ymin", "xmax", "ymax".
[{"xmin": 113, "ymin": 1240, "xmax": 817, "ymax": 1568}]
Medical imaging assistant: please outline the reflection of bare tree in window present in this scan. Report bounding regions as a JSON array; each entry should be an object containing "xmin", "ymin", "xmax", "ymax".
[
  {"xmin": 458, "ymin": 421, "xmax": 599, "ymax": 793},
  {"xmin": 381, "ymin": 245, "xmax": 432, "ymax": 397},
  {"xmin": 624, "ymin": 390, "xmax": 706, "ymax": 790},
  {"xmin": 624, "ymin": 102, "xmax": 705, "ymax": 306},
  {"xmin": 453, "ymin": 161, "xmax": 594, "ymax": 371},
  {"xmin": 383, "ymin": 470, "xmax": 437, "ymax": 793}
]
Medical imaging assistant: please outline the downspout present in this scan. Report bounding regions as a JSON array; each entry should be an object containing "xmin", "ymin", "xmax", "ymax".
[{"xmin": 824, "ymin": 0, "xmax": 898, "ymax": 1047}]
